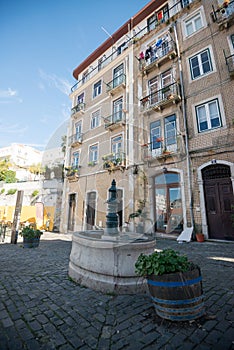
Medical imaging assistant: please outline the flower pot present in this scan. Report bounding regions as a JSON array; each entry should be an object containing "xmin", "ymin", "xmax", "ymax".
[
  {"xmin": 23, "ymin": 237, "xmax": 40, "ymax": 248},
  {"xmin": 196, "ymin": 233, "xmax": 205, "ymax": 242},
  {"xmin": 147, "ymin": 268, "xmax": 205, "ymax": 321}
]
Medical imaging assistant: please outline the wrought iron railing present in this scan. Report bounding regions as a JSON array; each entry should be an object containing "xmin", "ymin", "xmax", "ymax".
[
  {"xmin": 211, "ymin": 0, "xmax": 234, "ymax": 23},
  {"xmin": 102, "ymin": 152, "xmax": 126, "ymax": 169},
  {"xmin": 106, "ymin": 74, "xmax": 126, "ymax": 92},
  {"xmin": 139, "ymin": 39, "xmax": 177, "ymax": 71},
  {"xmin": 65, "ymin": 165, "xmax": 80, "ymax": 178},
  {"xmin": 71, "ymin": 0, "xmax": 199, "ymax": 93},
  {"xmin": 141, "ymin": 135, "xmax": 184, "ymax": 161},
  {"xmin": 104, "ymin": 110, "xmax": 126, "ymax": 128},
  {"xmin": 71, "ymin": 102, "xmax": 85, "ymax": 115},
  {"xmin": 140, "ymin": 82, "xmax": 180, "ymax": 110},
  {"xmin": 69, "ymin": 133, "xmax": 83, "ymax": 146}
]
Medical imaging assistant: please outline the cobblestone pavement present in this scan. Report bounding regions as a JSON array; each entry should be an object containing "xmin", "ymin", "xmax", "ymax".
[{"xmin": 0, "ymin": 233, "xmax": 233, "ymax": 350}]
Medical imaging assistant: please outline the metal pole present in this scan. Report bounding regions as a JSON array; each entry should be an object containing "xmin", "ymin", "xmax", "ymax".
[{"xmin": 173, "ymin": 22, "xmax": 194, "ymax": 233}]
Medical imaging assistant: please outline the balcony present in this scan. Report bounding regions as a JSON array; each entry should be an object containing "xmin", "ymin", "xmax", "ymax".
[
  {"xmin": 71, "ymin": 1, "xmax": 201, "ymax": 94},
  {"xmin": 140, "ymin": 82, "xmax": 181, "ymax": 112},
  {"xmin": 141, "ymin": 135, "xmax": 184, "ymax": 162},
  {"xmin": 139, "ymin": 39, "xmax": 177, "ymax": 74},
  {"xmin": 102, "ymin": 152, "xmax": 126, "ymax": 172},
  {"xmin": 106, "ymin": 74, "xmax": 126, "ymax": 95},
  {"xmin": 104, "ymin": 111, "xmax": 126, "ymax": 130},
  {"xmin": 211, "ymin": 0, "xmax": 234, "ymax": 29},
  {"xmin": 71, "ymin": 102, "xmax": 85, "ymax": 117},
  {"xmin": 224, "ymin": 52, "xmax": 234, "ymax": 77},
  {"xmin": 69, "ymin": 133, "xmax": 83, "ymax": 147},
  {"xmin": 64, "ymin": 166, "xmax": 80, "ymax": 182}
]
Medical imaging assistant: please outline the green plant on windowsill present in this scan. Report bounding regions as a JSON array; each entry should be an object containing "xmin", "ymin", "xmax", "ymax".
[{"xmin": 88, "ymin": 161, "xmax": 97, "ymax": 167}]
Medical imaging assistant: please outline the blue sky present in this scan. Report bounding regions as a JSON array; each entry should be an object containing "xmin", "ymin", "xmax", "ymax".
[{"xmin": 0, "ymin": 0, "xmax": 148, "ymax": 151}]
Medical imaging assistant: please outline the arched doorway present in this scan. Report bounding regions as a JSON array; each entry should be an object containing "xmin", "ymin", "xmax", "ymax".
[
  {"xmin": 202, "ymin": 164, "xmax": 234, "ymax": 240},
  {"xmin": 154, "ymin": 172, "xmax": 183, "ymax": 234}
]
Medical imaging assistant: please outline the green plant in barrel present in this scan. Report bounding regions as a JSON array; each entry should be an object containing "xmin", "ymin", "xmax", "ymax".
[
  {"xmin": 135, "ymin": 249, "xmax": 195, "ymax": 276},
  {"xmin": 135, "ymin": 249, "xmax": 204, "ymax": 321}
]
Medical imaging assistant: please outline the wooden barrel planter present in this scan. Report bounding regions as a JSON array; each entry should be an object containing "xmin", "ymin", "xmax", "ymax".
[
  {"xmin": 147, "ymin": 267, "xmax": 205, "ymax": 321},
  {"xmin": 23, "ymin": 237, "xmax": 40, "ymax": 248}
]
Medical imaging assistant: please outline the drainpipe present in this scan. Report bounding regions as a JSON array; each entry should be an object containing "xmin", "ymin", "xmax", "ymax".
[{"xmin": 173, "ymin": 22, "xmax": 194, "ymax": 234}]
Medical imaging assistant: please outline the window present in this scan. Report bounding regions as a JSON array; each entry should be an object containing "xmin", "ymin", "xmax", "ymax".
[
  {"xmin": 147, "ymin": 14, "xmax": 157, "ymax": 32},
  {"xmin": 113, "ymin": 64, "xmax": 124, "ymax": 88},
  {"xmin": 231, "ymin": 34, "xmax": 234, "ymax": 49},
  {"xmin": 77, "ymin": 93, "xmax": 84, "ymax": 105},
  {"xmin": 189, "ymin": 49, "xmax": 213, "ymax": 79},
  {"xmin": 93, "ymin": 80, "xmax": 102, "ymax": 98},
  {"xmin": 150, "ymin": 115, "xmax": 177, "ymax": 151},
  {"xmin": 111, "ymin": 135, "xmax": 123, "ymax": 154},
  {"xmin": 113, "ymin": 97, "xmax": 123, "ymax": 122},
  {"xmin": 82, "ymin": 70, "xmax": 88, "ymax": 84},
  {"xmin": 98, "ymin": 58, "xmax": 103, "ymax": 72},
  {"xmin": 181, "ymin": 0, "xmax": 192, "ymax": 7},
  {"xmin": 196, "ymin": 99, "xmax": 222, "ymax": 132},
  {"xmin": 150, "ymin": 120, "xmax": 161, "ymax": 150},
  {"xmin": 147, "ymin": 5, "xmax": 169, "ymax": 31},
  {"xmin": 72, "ymin": 152, "xmax": 80, "ymax": 168},
  {"xmin": 91, "ymin": 110, "xmax": 100, "ymax": 129},
  {"xmin": 89, "ymin": 144, "xmax": 98, "ymax": 163},
  {"xmin": 148, "ymin": 69, "xmax": 172, "ymax": 105},
  {"xmin": 75, "ymin": 121, "xmax": 82, "ymax": 138},
  {"xmin": 185, "ymin": 12, "xmax": 203, "ymax": 37},
  {"xmin": 165, "ymin": 115, "xmax": 176, "ymax": 147},
  {"xmin": 149, "ymin": 76, "xmax": 159, "ymax": 105},
  {"xmin": 117, "ymin": 43, "xmax": 126, "ymax": 56}
]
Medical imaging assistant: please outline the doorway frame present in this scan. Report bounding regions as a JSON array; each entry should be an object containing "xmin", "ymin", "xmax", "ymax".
[
  {"xmin": 151, "ymin": 168, "xmax": 187, "ymax": 234},
  {"xmin": 198, "ymin": 160, "xmax": 234, "ymax": 239},
  {"xmin": 85, "ymin": 190, "xmax": 97, "ymax": 230}
]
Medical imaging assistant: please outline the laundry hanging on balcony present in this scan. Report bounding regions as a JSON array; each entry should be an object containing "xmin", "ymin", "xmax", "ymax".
[{"xmin": 155, "ymin": 38, "xmax": 163, "ymax": 48}]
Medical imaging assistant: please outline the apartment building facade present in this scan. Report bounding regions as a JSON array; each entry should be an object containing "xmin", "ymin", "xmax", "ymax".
[{"xmin": 60, "ymin": 0, "xmax": 234, "ymax": 241}]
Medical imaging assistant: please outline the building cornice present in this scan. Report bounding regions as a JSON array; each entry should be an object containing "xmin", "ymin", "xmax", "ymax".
[{"xmin": 73, "ymin": 0, "xmax": 167, "ymax": 80}]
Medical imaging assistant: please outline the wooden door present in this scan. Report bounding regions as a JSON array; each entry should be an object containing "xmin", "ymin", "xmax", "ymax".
[
  {"xmin": 86, "ymin": 192, "xmax": 96, "ymax": 230},
  {"xmin": 203, "ymin": 165, "xmax": 234, "ymax": 240},
  {"xmin": 68, "ymin": 194, "xmax": 76, "ymax": 231}
]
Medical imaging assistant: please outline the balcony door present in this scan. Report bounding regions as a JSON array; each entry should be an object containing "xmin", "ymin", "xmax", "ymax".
[
  {"xmin": 113, "ymin": 97, "xmax": 123, "ymax": 122},
  {"xmin": 113, "ymin": 64, "xmax": 124, "ymax": 88},
  {"xmin": 149, "ymin": 77, "xmax": 159, "ymax": 105},
  {"xmin": 154, "ymin": 172, "xmax": 183, "ymax": 234},
  {"xmin": 111, "ymin": 135, "xmax": 123, "ymax": 156},
  {"xmin": 75, "ymin": 121, "xmax": 82, "ymax": 140}
]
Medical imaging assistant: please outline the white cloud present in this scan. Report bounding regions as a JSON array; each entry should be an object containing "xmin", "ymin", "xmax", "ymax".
[
  {"xmin": 0, "ymin": 88, "xmax": 17, "ymax": 97},
  {"xmin": 38, "ymin": 69, "xmax": 71, "ymax": 95},
  {"xmin": 0, "ymin": 88, "xmax": 22, "ymax": 103},
  {"xmin": 0, "ymin": 123, "xmax": 28, "ymax": 134}
]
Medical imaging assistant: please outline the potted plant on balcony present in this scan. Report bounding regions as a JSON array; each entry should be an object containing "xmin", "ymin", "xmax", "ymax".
[
  {"xmin": 135, "ymin": 249, "xmax": 205, "ymax": 321},
  {"xmin": 20, "ymin": 226, "xmax": 43, "ymax": 248}
]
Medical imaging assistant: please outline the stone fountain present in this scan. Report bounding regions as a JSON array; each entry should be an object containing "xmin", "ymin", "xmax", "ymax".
[{"xmin": 68, "ymin": 179, "xmax": 156, "ymax": 294}]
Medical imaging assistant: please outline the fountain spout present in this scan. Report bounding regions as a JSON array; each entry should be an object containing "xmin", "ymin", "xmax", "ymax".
[{"xmin": 105, "ymin": 179, "xmax": 119, "ymax": 236}]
